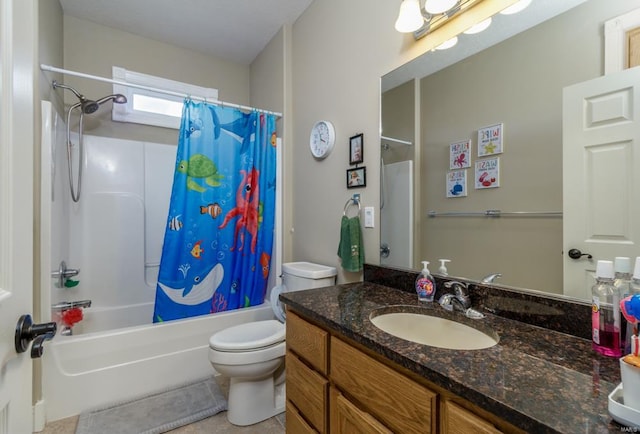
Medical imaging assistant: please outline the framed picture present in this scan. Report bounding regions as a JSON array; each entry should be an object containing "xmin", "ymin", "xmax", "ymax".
[
  {"xmin": 477, "ymin": 123, "xmax": 504, "ymax": 157},
  {"xmin": 349, "ymin": 133, "xmax": 364, "ymax": 165},
  {"xmin": 346, "ymin": 166, "xmax": 366, "ymax": 188}
]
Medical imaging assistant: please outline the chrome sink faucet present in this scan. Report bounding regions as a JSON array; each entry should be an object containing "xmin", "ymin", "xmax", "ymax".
[
  {"xmin": 444, "ymin": 281, "xmax": 470, "ymax": 309},
  {"xmin": 438, "ymin": 281, "xmax": 485, "ymax": 319},
  {"xmin": 481, "ymin": 273, "xmax": 502, "ymax": 284}
]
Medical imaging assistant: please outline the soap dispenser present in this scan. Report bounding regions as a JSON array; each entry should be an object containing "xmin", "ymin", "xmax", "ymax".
[
  {"xmin": 438, "ymin": 259, "xmax": 451, "ymax": 276},
  {"xmin": 416, "ymin": 261, "xmax": 436, "ymax": 302}
]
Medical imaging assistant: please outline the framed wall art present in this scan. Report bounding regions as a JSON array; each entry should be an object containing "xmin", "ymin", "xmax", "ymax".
[
  {"xmin": 349, "ymin": 133, "xmax": 364, "ymax": 165},
  {"xmin": 346, "ymin": 166, "xmax": 366, "ymax": 188}
]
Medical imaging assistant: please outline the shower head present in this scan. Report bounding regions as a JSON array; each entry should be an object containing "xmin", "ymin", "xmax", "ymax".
[
  {"xmin": 96, "ymin": 94, "xmax": 128, "ymax": 106},
  {"xmin": 52, "ymin": 81, "xmax": 127, "ymax": 114},
  {"xmin": 53, "ymin": 80, "xmax": 100, "ymax": 114}
]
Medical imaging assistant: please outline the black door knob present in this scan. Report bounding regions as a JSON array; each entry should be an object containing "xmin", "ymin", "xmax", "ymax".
[
  {"xmin": 568, "ymin": 248, "xmax": 592, "ymax": 260},
  {"xmin": 15, "ymin": 314, "xmax": 57, "ymax": 358}
]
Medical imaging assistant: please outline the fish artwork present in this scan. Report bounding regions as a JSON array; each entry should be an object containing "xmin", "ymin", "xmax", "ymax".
[
  {"xmin": 260, "ymin": 252, "xmax": 270, "ymax": 279},
  {"xmin": 168, "ymin": 215, "xmax": 183, "ymax": 231},
  {"xmin": 190, "ymin": 241, "xmax": 204, "ymax": 259},
  {"xmin": 200, "ymin": 203, "xmax": 222, "ymax": 219}
]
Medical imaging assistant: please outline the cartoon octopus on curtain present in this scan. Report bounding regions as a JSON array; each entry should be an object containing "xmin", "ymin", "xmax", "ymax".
[{"xmin": 153, "ymin": 100, "xmax": 277, "ymax": 322}]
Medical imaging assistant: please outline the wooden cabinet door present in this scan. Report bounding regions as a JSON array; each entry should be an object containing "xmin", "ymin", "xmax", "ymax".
[
  {"xmin": 442, "ymin": 400, "xmax": 503, "ymax": 434},
  {"xmin": 330, "ymin": 388, "xmax": 393, "ymax": 434}
]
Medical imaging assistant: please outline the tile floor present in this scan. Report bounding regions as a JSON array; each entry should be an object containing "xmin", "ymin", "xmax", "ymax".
[{"xmin": 38, "ymin": 377, "xmax": 286, "ymax": 434}]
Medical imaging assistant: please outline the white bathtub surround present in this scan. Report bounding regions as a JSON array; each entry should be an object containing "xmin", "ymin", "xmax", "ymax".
[
  {"xmin": 43, "ymin": 302, "xmax": 274, "ymax": 421},
  {"xmin": 39, "ymin": 101, "xmax": 283, "ymax": 423}
]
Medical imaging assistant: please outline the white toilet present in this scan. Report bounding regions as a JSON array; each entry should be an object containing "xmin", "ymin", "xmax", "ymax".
[{"xmin": 208, "ymin": 261, "xmax": 337, "ymax": 426}]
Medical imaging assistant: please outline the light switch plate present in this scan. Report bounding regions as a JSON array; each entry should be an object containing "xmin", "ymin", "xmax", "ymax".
[{"xmin": 364, "ymin": 206, "xmax": 374, "ymax": 228}]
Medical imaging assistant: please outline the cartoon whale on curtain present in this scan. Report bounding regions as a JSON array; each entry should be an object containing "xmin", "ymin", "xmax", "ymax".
[{"xmin": 153, "ymin": 100, "xmax": 277, "ymax": 323}]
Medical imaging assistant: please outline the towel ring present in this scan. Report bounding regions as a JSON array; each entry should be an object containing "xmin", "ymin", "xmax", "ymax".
[{"xmin": 343, "ymin": 198, "xmax": 361, "ymax": 217}]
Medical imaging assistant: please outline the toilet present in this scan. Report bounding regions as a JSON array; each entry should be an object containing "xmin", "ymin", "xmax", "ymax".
[{"xmin": 208, "ymin": 261, "xmax": 337, "ymax": 426}]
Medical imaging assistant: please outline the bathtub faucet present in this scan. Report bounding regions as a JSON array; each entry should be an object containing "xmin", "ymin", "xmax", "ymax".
[
  {"xmin": 52, "ymin": 300, "xmax": 92, "ymax": 335},
  {"xmin": 51, "ymin": 300, "xmax": 92, "ymax": 311}
]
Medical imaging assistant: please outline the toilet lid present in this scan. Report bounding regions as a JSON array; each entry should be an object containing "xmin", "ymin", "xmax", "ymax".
[
  {"xmin": 270, "ymin": 285, "xmax": 286, "ymax": 323},
  {"xmin": 209, "ymin": 320, "xmax": 285, "ymax": 352}
]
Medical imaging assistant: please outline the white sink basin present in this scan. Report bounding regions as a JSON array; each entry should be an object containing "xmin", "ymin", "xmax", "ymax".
[{"xmin": 370, "ymin": 312, "xmax": 498, "ymax": 350}]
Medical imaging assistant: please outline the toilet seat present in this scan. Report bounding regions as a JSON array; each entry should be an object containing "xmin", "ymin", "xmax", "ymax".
[
  {"xmin": 209, "ymin": 319, "xmax": 285, "ymax": 352},
  {"xmin": 270, "ymin": 285, "xmax": 286, "ymax": 322}
]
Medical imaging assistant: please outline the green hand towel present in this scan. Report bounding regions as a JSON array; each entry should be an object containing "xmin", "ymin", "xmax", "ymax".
[{"xmin": 337, "ymin": 215, "xmax": 364, "ymax": 272}]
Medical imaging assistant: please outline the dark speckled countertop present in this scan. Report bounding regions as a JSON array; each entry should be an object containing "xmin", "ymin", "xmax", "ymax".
[{"xmin": 280, "ymin": 279, "xmax": 626, "ymax": 433}]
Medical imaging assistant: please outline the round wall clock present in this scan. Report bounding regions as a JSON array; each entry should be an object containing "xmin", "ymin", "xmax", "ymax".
[{"xmin": 309, "ymin": 120, "xmax": 336, "ymax": 159}]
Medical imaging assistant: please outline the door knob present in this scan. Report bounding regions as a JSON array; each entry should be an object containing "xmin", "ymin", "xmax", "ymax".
[
  {"xmin": 15, "ymin": 314, "xmax": 57, "ymax": 358},
  {"xmin": 568, "ymin": 248, "xmax": 592, "ymax": 260}
]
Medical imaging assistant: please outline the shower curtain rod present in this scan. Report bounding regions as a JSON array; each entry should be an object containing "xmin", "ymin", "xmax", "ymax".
[
  {"xmin": 381, "ymin": 135, "xmax": 413, "ymax": 146},
  {"xmin": 40, "ymin": 64, "xmax": 283, "ymax": 118}
]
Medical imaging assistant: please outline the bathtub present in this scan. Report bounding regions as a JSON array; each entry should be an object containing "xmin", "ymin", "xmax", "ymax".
[{"xmin": 42, "ymin": 301, "xmax": 275, "ymax": 422}]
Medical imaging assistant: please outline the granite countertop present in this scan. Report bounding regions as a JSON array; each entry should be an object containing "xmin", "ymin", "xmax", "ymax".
[{"xmin": 280, "ymin": 282, "xmax": 624, "ymax": 434}]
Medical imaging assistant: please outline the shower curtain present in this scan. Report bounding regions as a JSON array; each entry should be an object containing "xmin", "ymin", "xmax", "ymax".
[{"xmin": 153, "ymin": 100, "xmax": 277, "ymax": 322}]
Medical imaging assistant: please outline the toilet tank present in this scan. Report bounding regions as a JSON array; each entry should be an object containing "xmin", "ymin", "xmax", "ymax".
[{"xmin": 281, "ymin": 262, "xmax": 337, "ymax": 292}]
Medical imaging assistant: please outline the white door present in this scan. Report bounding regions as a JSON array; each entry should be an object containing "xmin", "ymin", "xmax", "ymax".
[
  {"xmin": 0, "ymin": 0, "xmax": 37, "ymax": 432},
  {"xmin": 380, "ymin": 160, "xmax": 414, "ymax": 269},
  {"xmin": 563, "ymin": 67, "xmax": 640, "ymax": 300}
]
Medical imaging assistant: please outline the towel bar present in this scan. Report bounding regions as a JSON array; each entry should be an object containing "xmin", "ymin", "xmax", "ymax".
[{"xmin": 343, "ymin": 196, "xmax": 361, "ymax": 217}]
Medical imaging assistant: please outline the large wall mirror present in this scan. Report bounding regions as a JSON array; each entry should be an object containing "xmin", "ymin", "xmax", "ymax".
[{"xmin": 380, "ymin": 0, "xmax": 640, "ymax": 301}]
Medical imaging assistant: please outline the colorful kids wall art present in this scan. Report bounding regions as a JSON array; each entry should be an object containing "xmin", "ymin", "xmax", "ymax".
[
  {"xmin": 478, "ymin": 123, "xmax": 503, "ymax": 157},
  {"xmin": 449, "ymin": 140, "xmax": 471, "ymax": 169},
  {"xmin": 475, "ymin": 157, "xmax": 500, "ymax": 189},
  {"xmin": 447, "ymin": 170, "xmax": 468, "ymax": 197}
]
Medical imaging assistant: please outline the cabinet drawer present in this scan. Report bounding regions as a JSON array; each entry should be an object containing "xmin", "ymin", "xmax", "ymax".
[
  {"xmin": 442, "ymin": 400, "xmax": 503, "ymax": 434},
  {"xmin": 330, "ymin": 337, "xmax": 437, "ymax": 433},
  {"xmin": 286, "ymin": 400, "xmax": 318, "ymax": 434},
  {"xmin": 286, "ymin": 311, "xmax": 328, "ymax": 374},
  {"xmin": 330, "ymin": 387, "xmax": 393, "ymax": 434},
  {"xmin": 286, "ymin": 351, "xmax": 328, "ymax": 433}
]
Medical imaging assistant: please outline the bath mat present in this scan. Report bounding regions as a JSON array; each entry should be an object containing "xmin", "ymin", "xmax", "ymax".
[{"xmin": 75, "ymin": 376, "xmax": 227, "ymax": 434}]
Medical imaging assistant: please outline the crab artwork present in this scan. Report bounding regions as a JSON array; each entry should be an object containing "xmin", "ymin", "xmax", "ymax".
[
  {"xmin": 218, "ymin": 167, "xmax": 261, "ymax": 253},
  {"xmin": 177, "ymin": 154, "xmax": 223, "ymax": 193}
]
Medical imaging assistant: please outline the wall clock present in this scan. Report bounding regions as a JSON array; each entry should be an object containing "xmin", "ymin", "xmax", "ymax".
[{"xmin": 309, "ymin": 120, "xmax": 336, "ymax": 159}]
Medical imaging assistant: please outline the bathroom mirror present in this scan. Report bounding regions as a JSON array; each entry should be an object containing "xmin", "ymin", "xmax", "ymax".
[{"xmin": 379, "ymin": 0, "xmax": 640, "ymax": 300}]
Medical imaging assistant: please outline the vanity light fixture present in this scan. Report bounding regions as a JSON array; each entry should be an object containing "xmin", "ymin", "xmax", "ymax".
[
  {"xmin": 424, "ymin": 0, "xmax": 459, "ymax": 15},
  {"xmin": 463, "ymin": 17, "xmax": 492, "ymax": 34},
  {"xmin": 499, "ymin": 0, "xmax": 531, "ymax": 15},
  {"xmin": 395, "ymin": 0, "xmax": 532, "ymax": 49},
  {"xmin": 395, "ymin": 0, "xmax": 425, "ymax": 33},
  {"xmin": 435, "ymin": 36, "xmax": 458, "ymax": 50}
]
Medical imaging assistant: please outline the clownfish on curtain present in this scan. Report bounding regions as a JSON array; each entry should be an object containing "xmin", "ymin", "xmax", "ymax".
[{"xmin": 153, "ymin": 100, "xmax": 277, "ymax": 322}]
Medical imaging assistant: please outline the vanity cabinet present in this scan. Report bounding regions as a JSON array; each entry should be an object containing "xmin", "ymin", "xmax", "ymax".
[{"xmin": 285, "ymin": 310, "xmax": 514, "ymax": 434}]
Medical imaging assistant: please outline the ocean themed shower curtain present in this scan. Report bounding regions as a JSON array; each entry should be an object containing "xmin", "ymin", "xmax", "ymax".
[{"xmin": 153, "ymin": 100, "xmax": 277, "ymax": 322}]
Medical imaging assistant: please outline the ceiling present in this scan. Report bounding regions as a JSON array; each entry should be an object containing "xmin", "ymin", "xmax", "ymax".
[{"xmin": 59, "ymin": 0, "xmax": 314, "ymax": 65}]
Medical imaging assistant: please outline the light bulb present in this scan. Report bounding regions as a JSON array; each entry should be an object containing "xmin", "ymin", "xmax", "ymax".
[
  {"xmin": 463, "ymin": 17, "xmax": 492, "ymax": 34},
  {"xmin": 395, "ymin": 0, "xmax": 424, "ymax": 33},
  {"xmin": 424, "ymin": 0, "xmax": 458, "ymax": 15},
  {"xmin": 500, "ymin": 0, "xmax": 532, "ymax": 15},
  {"xmin": 435, "ymin": 36, "xmax": 458, "ymax": 50}
]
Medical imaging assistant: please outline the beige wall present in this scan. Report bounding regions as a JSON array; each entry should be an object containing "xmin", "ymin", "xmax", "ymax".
[
  {"xmin": 291, "ymin": 0, "xmax": 413, "ymax": 283},
  {"xmin": 250, "ymin": 26, "xmax": 294, "ymax": 263},
  {"xmin": 61, "ymin": 15, "xmax": 251, "ymax": 145},
  {"xmin": 381, "ymin": 80, "xmax": 415, "ymax": 165}
]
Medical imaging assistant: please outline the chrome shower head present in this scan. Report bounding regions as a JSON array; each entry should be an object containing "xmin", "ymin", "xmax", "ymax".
[
  {"xmin": 95, "ymin": 94, "xmax": 128, "ymax": 106},
  {"xmin": 53, "ymin": 80, "xmax": 100, "ymax": 114}
]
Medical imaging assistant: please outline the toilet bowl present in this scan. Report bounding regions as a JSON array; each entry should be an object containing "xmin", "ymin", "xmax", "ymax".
[{"xmin": 208, "ymin": 261, "xmax": 336, "ymax": 426}]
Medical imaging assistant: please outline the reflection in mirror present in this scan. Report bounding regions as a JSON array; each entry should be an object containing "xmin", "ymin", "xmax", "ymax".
[
  {"xmin": 380, "ymin": 80, "xmax": 416, "ymax": 270},
  {"xmin": 379, "ymin": 0, "xmax": 640, "ymax": 301}
]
